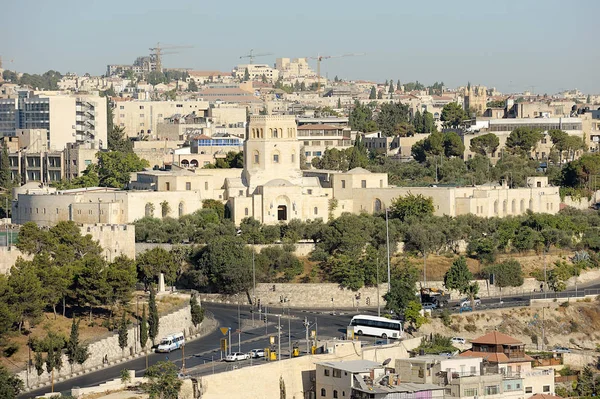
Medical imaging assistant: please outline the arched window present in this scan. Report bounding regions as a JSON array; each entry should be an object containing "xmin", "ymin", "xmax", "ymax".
[
  {"xmin": 260, "ymin": 128, "xmax": 264, "ymax": 138},
  {"xmin": 321, "ymin": 388, "xmax": 326, "ymax": 397},
  {"xmin": 254, "ymin": 150, "xmax": 260, "ymax": 164},
  {"xmin": 529, "ymin": 199, "xmax": 534, "ymax": 211},
  {"xmin": 145, "ymin": 203, "xmax": 154, "ymax": 217},
  {"xmin": 333, "ymin": 390, "xmax": 338, "ymax": 398},
  {"xmin": 511, "ymin": 199, "xmax": 516, "ymax": 213},
  {"xmin": 269, "ymin": 128, "xmax": 273, "ymax": 138},
  {"xmin": 314, "ymin": 207, "xmax": 318, "ymax": 215},
  {"xmin": 273, "ymin": 128, "xmax": 278, "ymax": 138},
  {"xmin": 374, "ymin": 198, "xmax": 382, "ymax": 213},
  {"xmin": 190, "ymin": 159, "xmax": 199, "ymax": 168},
  {"xmin": 181, "ymin": 159, "xmax": 189, "ymax": 167},
  {"xmin": 493, "ymin": 200, "xmax": 498, "ymax": 214},
  {"xmin": 503, "ymin": 200, "xmax": 507, "ymax": 214},
  {"xmin": 520, "ymin": 199, "xmax": 525, "ymax": 212},
  {"xmin": 178, "ymin": 202, "xmax": 185, "ymax": 217},
  {"xmin": 245, "ymin": 207, "xmax": 249, "ymax": 216},
  {"xmin": 291, "ymin": 153, "xmax": 296, "ymax": 163}
]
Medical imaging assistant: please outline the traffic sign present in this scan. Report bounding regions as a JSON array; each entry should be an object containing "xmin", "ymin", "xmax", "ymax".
[{"xmin": 220, "ymin": 327, "xmax": 230, "ymax": 335}]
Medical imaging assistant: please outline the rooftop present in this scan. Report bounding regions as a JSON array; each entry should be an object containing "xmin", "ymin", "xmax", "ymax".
[
  {"xmin": 297, "ymin": 124, "xmax": 344, "ymax": 130},
  {"xmin": 317, "ymin": 359, "xmax": 380, "ymax": 373},
  {"xmin": 471, "ymin": 331, "xmax": 523, "ymax": 345}
]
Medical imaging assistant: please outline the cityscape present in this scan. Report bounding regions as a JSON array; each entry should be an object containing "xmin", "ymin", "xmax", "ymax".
[{"xmin": 1, "ymin": 1, "xmax": 600, "ymax": 399}]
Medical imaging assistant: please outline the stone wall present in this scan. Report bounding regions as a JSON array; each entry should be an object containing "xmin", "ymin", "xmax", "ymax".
[
  {"xmin": 0, "ymin": 246, "xmax": 31, "ymax": 274},
  {"xmin": 19, "ymin": 296, "xmax": 200, "ymax": 392},
  {"xmin": 563, "ymin": 352, "xmax": 600, "ymax": 370}
]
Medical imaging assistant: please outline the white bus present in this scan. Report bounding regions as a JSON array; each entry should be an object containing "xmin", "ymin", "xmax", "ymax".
[
  {"xmin": 350, "ymin": 315, "xmax": 403, "ymax": 339},
  {"xmin": 156, "ymin": 332, "xmax": 185, "ymax": 353}
]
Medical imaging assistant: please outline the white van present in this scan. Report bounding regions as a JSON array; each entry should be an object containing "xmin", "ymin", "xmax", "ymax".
[{"xmin": 156, "ymin": 332, "xmax": 185, "ymax": 353}]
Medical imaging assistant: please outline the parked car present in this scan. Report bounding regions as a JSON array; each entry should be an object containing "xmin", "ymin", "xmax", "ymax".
[
  {"xmin": 451, "ymin": 337, "xmax": 466, "ymax": 345},
  {"xmin": 460, "ymin": 298, "xmax": 481, "ymax": 308},
  {"xmin": 552, "ymin": 347, "xmax": 571, "ymax": 354},
  {"xmin": 249, "ymin": 349, "xmax": 265, "ymax": 358},
  {"xmin": 225, "ymin": 352, "xmax": 249, "ymax": 362},
  {"xmin": 422, "ymin": 302, "xmax": 438, "ymax": 310}
]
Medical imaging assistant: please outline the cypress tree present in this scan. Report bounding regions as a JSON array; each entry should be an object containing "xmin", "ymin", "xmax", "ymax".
[
  {"xmin": 148, "ymin": 287, "xmax": 159, "ymax": 345},
  {"xmin": 0, "ymin": 142, "xmax": 10, "ymax": 190},
  {"xmin": 369, "ymin": 86, "xmax": 376, "ymax": 99},
  {"xmin": 140, "ymin": 304, "xmax": 148, "ymax": 349},
  {"xmin": 118, "ymin": 310, "xmax": 128, "ymax": 352},
  {"xmin": 190, "ymin": 294, "xmax": 204, "ymax": 327}
]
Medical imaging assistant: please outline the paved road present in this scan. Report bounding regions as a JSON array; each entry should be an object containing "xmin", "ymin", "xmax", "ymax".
[{"xmin": 21, "ymin": 303, "xmax": 360, "ymax": 398}]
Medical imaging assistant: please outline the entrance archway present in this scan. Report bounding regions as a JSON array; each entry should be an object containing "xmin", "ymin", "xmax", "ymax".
[{"xmin": 277, "ymin": 205, "xmax": 287, "ymax": 221}]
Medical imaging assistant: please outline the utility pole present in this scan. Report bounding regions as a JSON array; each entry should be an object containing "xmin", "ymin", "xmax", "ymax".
[
  {"xmin": 544, "ymin": 247, "xmax": 547, "ymax": 300},
  {"xmin": 288, "ymin": 314, "xmax": 291, "ymax": 358},
  {"xmin": 277, "ymin": 314, "xmax": 281, "ymax": 361},
  {"xmin": 304, "ymin": 317, "xmax": 310, "ymax": 355},
  {"xmin": 238, "ymin": 300, "xmax": 241, "ymax": 352},
  {"xmin": 376, "ymin": 254, "xmax": 381, "ymax": 317},
  {"xmin": 181, "ymin": 343, "xmax": 185, "ymax": 374},
  {"xmin": 385, "ymin": 208, "xmax": 391, "ymax": 294},
  {"xmin": 228, "ymin": 328, "xmax": 231, "ymax": 356},
  {"xmin": 252, "ymin": 240, "xmax": 256, "ymax": 328}
]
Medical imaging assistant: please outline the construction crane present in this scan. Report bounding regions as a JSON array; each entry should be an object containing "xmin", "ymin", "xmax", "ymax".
[
  {"xmin": 239, "ymin": 49, "xmax": 273, "ymax": 64},
  {"xmin": 307, "ymin": 53, "xmax": 365, "ymax": 95},
  {"xmin": 149, "ymin": 43, "xmax": 193, "ymax": 72}
]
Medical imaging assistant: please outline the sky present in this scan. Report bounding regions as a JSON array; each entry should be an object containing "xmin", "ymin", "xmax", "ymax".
[{"xmin": 2, "ymin": 0, "xmax": 599, "ymax": 94}]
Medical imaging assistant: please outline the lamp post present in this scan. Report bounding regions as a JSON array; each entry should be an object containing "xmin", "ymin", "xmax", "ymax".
[{"xmin": 385, "ymin": 208, "xmax": 391, "ymax": 295}]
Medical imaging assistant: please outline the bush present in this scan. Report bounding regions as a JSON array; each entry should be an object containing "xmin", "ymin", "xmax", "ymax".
[
  {"xmin": 450, "ymin": 324, "xmax": 461, "ymax": 333},
  {"xmin": 560, "ymin": 301, "xmax": 570, "ymax": 308},
  {"xmin": 439, "ymin": 309, "xmax": 452, "ymax": 327},
  {"xmin": 464, "ymin": 324, "xmax": 477, "ymax": 333}
]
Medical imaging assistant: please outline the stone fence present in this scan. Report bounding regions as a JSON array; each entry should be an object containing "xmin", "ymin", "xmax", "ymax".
[
  {"xmin": 199, "ymin": 269, "xmax": 600, "ymax": 309},
  {"xmin": 19, "ymin": 293, "xmax": 207, "ymax": 392}
]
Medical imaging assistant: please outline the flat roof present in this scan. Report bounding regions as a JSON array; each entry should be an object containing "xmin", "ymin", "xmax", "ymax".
[{"xmin": 317, "ymin": 359, "xmax": 380, "ymax": 373}]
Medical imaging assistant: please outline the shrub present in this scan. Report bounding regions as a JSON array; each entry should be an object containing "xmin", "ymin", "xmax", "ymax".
[
  {"xmin": 450, "ymin": 324, "xmax": 461, "ymax": 333},
  {"xmin": 439, "ymin": 309, "xmax": 452, "ymax": 327},
  {"xmin": 560, "ymin": 301, "xmax": 570, "ymax": 308},
  {"xmin": 464, "ymin": 324, "xmax": 477, "ymax": 333}
]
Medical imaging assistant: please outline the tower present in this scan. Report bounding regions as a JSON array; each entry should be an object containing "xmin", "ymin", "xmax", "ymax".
[{"xmin": 243, "ymin": 115, "xmax": 301, "ymax": 192}]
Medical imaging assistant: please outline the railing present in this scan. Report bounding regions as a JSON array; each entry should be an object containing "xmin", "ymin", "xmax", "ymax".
[{"xmin": 530, "ymin": 288, "xmax": 600, "ymax": 301}]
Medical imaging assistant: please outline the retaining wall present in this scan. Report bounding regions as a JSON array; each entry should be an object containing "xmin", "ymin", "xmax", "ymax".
[{"xmin": 19, "ymin": 295, "xmax": 201, "ymax": 392}]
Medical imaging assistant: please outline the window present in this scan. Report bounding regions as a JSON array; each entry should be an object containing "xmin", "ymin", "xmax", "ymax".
[
  {"xmin": 333, "ymin": 390, "xmax": 338, "ymax": 398},
  {"xmin": 119, "ymin": 113, "xmax": 125, "ymax": 117},
  {"xmin": 139, "ymin": 105, "xmax": 144, "ymax": 109},
  {"xmin": 178, "ymin": 202, "xmax": 185, "ymax": 217},
  {"xmin": 254, "ymin": 151, "xmax": 260, "ymax": 164},
  {"xmin": 166, "ymin": 182, "xmax": 170, "ymax": 191},
  {"xmin": 324, "ymin": 369, "xmax": 330, "ymax": 377},
  {"xmin": 205, "ymin": 182, "xmax": 209, "ymax": 190},
  {"xmin": 341, "ymin": 180, "xmax": 346, "ymax": 189},
  {"xmin": 119, "ymin": 106, "xmax": 124, "ymax": 110},
  {"xmin": 239, "ymin": 190, "xmax": 244, "ymax": 196},
  {"xmin": 361, "ymin": 180, "xmax": 366, "ymax": 188},
  {"xmin": 333, "ymin": 369, "xmax": 341, "ymax": 378},
  {"xmin": 537, "ymin": 181, "xmax": 542, "ymax": 188},
  {"xmin": 140, "ymin": 113, "xmax": 144, "ymax": 117},
  {"xmin": 273, "ymin": 154, "xmax": 279, "ymax": 163},
  {"xmin": 186, "ymin": 182, "xmax": 191, "ymax": 191},
  {"xmin": 525, "ymin": 387, "xmax": 533, "ymax": 394},
  {"xmin": 245, "ymin": 207, "xmax": 249, "ymax": 216},
  {"xmin": 543, "ymin": 385, "xmax": 550, "ymax": 392},
  {"xmin": 291, "ymin": 154, "xmax": 295, "ymax": 163},
  {"xmin": 484, "ymin": 386, "xmax": 499, "ymax": 395},
  {"xmin": 321, "ymin": 388, "xmax": 326, "ymax": 397},
  {"xmin": 464, "ymin": 388, "xmax": 478, "ymax": 396}
]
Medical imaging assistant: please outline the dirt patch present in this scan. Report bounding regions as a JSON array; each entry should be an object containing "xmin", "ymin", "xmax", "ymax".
[{"xmin": 419, "ymin": 299, "xmax": 600, "ymax": 351}]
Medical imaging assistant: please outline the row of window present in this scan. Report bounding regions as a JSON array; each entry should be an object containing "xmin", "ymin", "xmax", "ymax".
[
  {"xmin": 320, "ymin": 388, "xmax": 345, "ymax": 397},
  {"xmin": 489, "ymin": 123, "xmax": 582, "ymax": 132},
  {"xmin": 250, "ymin": 127, "xmax": 296, "ymax": 139},
  {"xmin": 253, "ymin": 151, "xmax": 296, "ymax": 164}
]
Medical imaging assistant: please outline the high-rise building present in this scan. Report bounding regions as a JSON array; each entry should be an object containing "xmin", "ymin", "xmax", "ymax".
[{"xmin": 0, "ymin": 91, "xmax": 107, "ymax": 150}]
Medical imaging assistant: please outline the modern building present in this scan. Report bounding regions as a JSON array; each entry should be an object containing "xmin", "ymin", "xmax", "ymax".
[
  {"xmin": 232, "ymin": 64, "xmax": 279, "ymax": 82},
  {"xmin": 275, "ymin": 58, "xmax": 316, "ymax": 79},
  {"xmin": 0, "ymin": 91, "xmax": 107, "ymax": 151},
  {"xmin": 298, "ymin": 124, "xmax": 353, "ymax": 166},
  {"xmin": 463, "ymin": 85, "xmax": 488, "ymax": 116}
]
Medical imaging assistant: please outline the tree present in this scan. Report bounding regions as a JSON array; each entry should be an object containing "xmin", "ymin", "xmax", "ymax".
[
  {"xmin": 140, "ymin": 304, "xmax": 148, "ymax": 349},
  {"xmin": 384, "ymin": 261, "xmax": 419, "ymax": 314},
  {"xmin": 187, "ymin": 79, "xmax": 198, "ymax": 92},
  {"xmin": 73, "ymin": 255, "xmax": 109, "ymax": 322},
  {"xmin": 561, "ymin": 153, "xmax": 600, "ymax": 188},
  {"xmin": 144, "ymin": 361, "xmax": 182, "ymax": 399},
  {"xmin": 444, "ymin": 256, "xmax": 479, "ymax": 307},
  {"xmin": 377, "ymin": 90, "xmax": 383, "ymax": 99},
  {"xmin": 443, "ymin": 132, "xmax": 465, "ymax": 157},
  {"xmin": 0, "ymin": 365, "xmax": 23, "ymax": 399},
  {"xmin": 95, "ymin": 151, "xmax": 148, "ymax": 188},
  {"xmin": 148, "ymin": 286, "xmax": 159, "ymax": 345},
  {"xmin": 505, "ymin": 127, "xmax": 543, "ymax": 156},
  {"xmin": 547, "ymin": 260, "xmax": 575, "ymax": 292},
  {"xmin": 397, "ymin": 80, "xmax": 401, "ymax": 91},
  {"xmin": 484, "ymin": 259, "xmax": 524, "ymax": 288},
  {"xmin": 0, "ymin": 142, "xmax": 11, "ymax": 191},
  {"xmin": 106, "ymin": 255, "xmax": 137, "ymax": 309},
  {"xmin": 470, "ymin": 133, "xmax": 500, "ymax": 157},
  {"xmin": 377, "ymin": 102, "xmax": 411, "ymax": 136},
  {"xmin": 108, "ymin": 125, "xmax": 133, "ymax": 153},
  {"xmin": 7, "ymin": 260, "xmax": 45, "ymax": 332},
  {"xmin": 422, "ymin": 111, "xmax": 436, "ymax": 133},
  {"xmin": 404, "ymin": 300, "xmax": 426, "ymax": 331},
  {"xmin": 243, "ymin": 68, "xmax": 250, "ymax": 81},
  {"xmin": 369, "ymin": 86, "xmax": 376, "ymax": 99},
  {"xmin": 190, "ymin": 293, "xmax": 204, "ymax": 327},
  {"xmin": 349, "ymin": 101, "xmax": 377, "ymax": 133},
  {"xmin": 66, "ymin": 318, "xmax": 89, "ymax": 372},
  {"xmin": 147, "ymin": 71, "xmax": 167, "ymax": 86},
  {"xmin": 440, "ymin": 103, "xmax": 467, "ymax": 128},
  {"xmin": 118, "ymin": 310, "xmax": 128, "ymax": 352},
  {"xmin": 388, "ymin": 81, "xmax": 395, "ymax": 94},
  {"xmin": 389, "ymin": 193, "xmax": 434, "ymax": 222},
  {"xmin": 137, "ymin": 248, "xmax": 178, "ymax": 289}
]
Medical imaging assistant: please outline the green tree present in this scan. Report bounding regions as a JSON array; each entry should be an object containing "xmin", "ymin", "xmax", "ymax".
[
  {"xmin": 243, "ymin": 68, "xmax": 250, "ymax": 81},
  {"xmin": 143, "ymin": 361, "xmax": 182, "ymax": 399},
  {"xmin": 148, "ymin": 286, "xmax": 159, "ymax": 345},
  {"xmin": 107, "ymin": 126, "xmax": 133, "ymax": 153},
  {"xmin": 547, "ymin": 260, "xmax": 575, "ymax": 292},
  {"xmin": 377, "ymin": 102, "xmax": 411, "ymax": 136},
  {"xmin": 369, "ymin": 86, "xmax": 376, "ymax": 99},
  {"xmin": 443, "ymin": 256, "xmax": 479, "ymax": 307},
  {"xmin": 137, "ymin": 248, "xmax": 178, "ymax": 289},
  {"xmin": 140, "ymin": 304, "xmax": 148, "ymax": 349},
  {"xmin": 389, "ymin": 193, "xmax": 434, "ymax": 222},
  {"xmin": 202, "ymin": 199, "xmax": 225, "ymax": 219},
  {"xmin": 561, "ymin": 153, "xmax": 600, "ymax": 188},
  {"xmin": 0, "ymin": 365, "xmax": 23, "ymax": 399},
  {"xmin": 388, "ymin": 81, "xmax": 395, "ymax": 94},
  {"xmin": 384, "ymin": 261, "xmax": 419, "ymax": 314},
  {"xmin": 349, "ymin": 101, "xmax": 377, "ymax": 133},
  {"xmin": 0, "ymin": 142, "xmax": 11, "ymax": 191},
  {"xmin": 187, "ymin": 79, "xmax": 198, "ymax": 92},
  {"xmin": 440, "ymin": 103, "xmax": 467, "ymax": 128},
  {"xmin": 66, "ymin": 318, "xmax": 89, "ymax": 372},
  {"xmin": 72, "ymin": 255, "xmax": 109, "ymax": 322},
  {"xmin": 190, "ymin": 293, "xmax": 204, "ymax": 327},
  {"xmin": 377, "ymin": 90, "xmax": 383, "ymax": 99},
  {"xmin": 95, "ymin": 151, "xmax": 149, "ymax": 188},
  {"xmin": 422, "ymin": 111, "xmax": 436, "ymax": 133},
  {"xmin": 106, "ymin": 255, "xmax": 137, "ymax": 309},
  {"xmin": 7, "ymin": 260, "xmax": 45, "ymax": 332},
  {"xmin": 470, "ymin": 133, "xmax": 500, "ymax": 157},
  {"xmin": 443, "ymin": 131, "xmax": 465, "ymax": 157},
  {"xmin": 404, "ymin": 300, "xmax": 426, "ymax": 331},
  {"xmin": 484, "ymin": 259, "xmax": 524, "ymax": 288},
  {"xmin": 118, "ymin": 310, "xmax": 128, "ymax": 352},
  {"xmin": 412, "ymin": 110, "xmax": 423, "ymax": 133},
  {"xmin": 146, "ymin": 71, "xmax": 167, "ymax": 85},
  {"xmin": 505, "ymin": 127, "xmax": 543, "ymax": 156}
]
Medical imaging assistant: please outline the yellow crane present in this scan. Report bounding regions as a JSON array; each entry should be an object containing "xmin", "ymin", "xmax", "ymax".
[
  {"xmin": 239, "ymin": 49, "xmax": 273, "ymax": 64},
  {"xmin": 149, "ymin": 43, "xmax": 193, "ymax": 72},
  {"xmin": 307, "ymin": 53, "xmax": 365, "ymax": 95}
]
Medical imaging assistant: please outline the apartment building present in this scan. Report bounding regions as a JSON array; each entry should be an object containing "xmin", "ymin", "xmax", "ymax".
[
  {"xmin": 462, "ymin": 117, "xmax": 584, "ymax": 163},
  {"xmin": 275, "ymin": 58, "xmax": 316, "ymax": 79},
  {"xmin": 112, "ymin": 99, "xmax": 210, "ymax": 138},
  {"xmin": 296, "ymin": 117, "xmax": 353, "ymax": 166},
  {"xmin": 232, "ymin": 64, "xmax": 279, "ymax": 82},
  {"xmin": 0, "ymin": 91, "xmax": 107, "ymax": 151}
]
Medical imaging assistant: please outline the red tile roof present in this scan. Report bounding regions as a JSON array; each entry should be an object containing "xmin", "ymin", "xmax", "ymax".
[
  {"xmin": 471, "ymin": 331, "xmax": 523, "ymax": 345},
  {"xmin": 459, "ymin": 350, "xmax": 533, "ymax": 363}
]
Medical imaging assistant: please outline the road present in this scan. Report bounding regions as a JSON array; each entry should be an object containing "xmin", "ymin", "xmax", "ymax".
[{"xmin": 21, "ymin": 303, "xmax": 360, "ymax": 398}]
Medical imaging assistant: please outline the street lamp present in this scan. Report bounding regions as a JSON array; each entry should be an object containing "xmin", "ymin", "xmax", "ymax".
[{"xmin": 385, "ymin": 208, "xmax": 391, "ymax": 295}]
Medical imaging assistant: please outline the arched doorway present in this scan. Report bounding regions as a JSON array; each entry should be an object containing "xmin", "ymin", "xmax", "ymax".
[
  {"xmin": 374, "ymin": 198, "xmax": 382, "ymax": 213},
  {"xmin": 277, "ymin": 205, "xmax": 287, "ymax": 221}
]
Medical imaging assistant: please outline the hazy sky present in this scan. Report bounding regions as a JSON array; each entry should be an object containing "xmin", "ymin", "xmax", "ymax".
[{"xmin": 2, "ymin": 0, "xmax": 599, "ymax": 94}]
